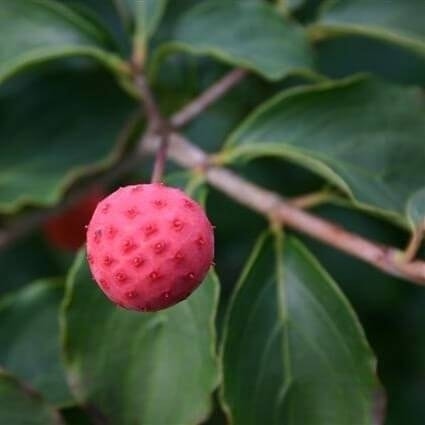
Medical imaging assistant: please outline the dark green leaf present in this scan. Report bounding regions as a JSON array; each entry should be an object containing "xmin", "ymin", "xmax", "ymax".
[
  {"xmin": 152, "ymin": 53, "xmax": 278, "ymax": 152},
  {"xmin": 220, "ymin": 233, "xmax": 378, "ymax": 424},
  {"xmin": 278, "ymin": 0, "xmax": 305, "ymax": 12},
  {"xmin": 316, "ymin": 35, "xmax": 425, "ymax": 86},
  {"xmin": 224, "ymin": 76, "xmax": 425, "ymax": 226},
  {"xmin": 59, "ymin": 0, "xmax": 131, "ymax": 53},
  {"xmin": 0, "ymin": 233, "xmax": 62, "ymax": 296},
  {"xmin": 289, "ymin": 0, "xmax": 304, "ymax": 9},
  {"xmin": 59, "ymin": 406, "xmax": 92, "ymax": 425},
  {"xmin": 0, "ymin": 371, "xmax": 63, "ymax": 425},
  {"xmin": 0, "ymin": 0, "xmax": 126, "ymax": 85},
  {"xmin": 298, "ymin": 201, "xmax": 425, "ymax": 425},
  {"xmin": 126, "ymin": 0, "xmax": 168, "ymax": 43},
  {"xmin": 0, "ymin": 279, "xmax": 72, "ymax": 406},
  {"xmin": 314, "ymin": 0, "xmax": 425, "ymax": 56},
  {"xmin": 0, "ymin": 66, "xmax": 136, "ymax": 213},
  {"xmin": 183, "ymin": 73, "xmax": 280, "ymax": 152},
  {"xmin": 406, "ymin": 188, "xmax": 425, "ymax": 230},
  {"xmin": 61, "ymin": 251, "xmax": 220, "ymax": 425},
  {"xmin": 156, "ymin": 0, "xmax": 315, "ymax": 81}
]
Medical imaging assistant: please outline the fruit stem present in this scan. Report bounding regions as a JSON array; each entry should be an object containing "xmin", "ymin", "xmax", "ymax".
[
  {"xmin": 150, "ymin": 129, "xmax": 169, "ymax": 183},
  {"xmin": 130, "ymin": 66, "xmax": 171, "ymax": 184}
]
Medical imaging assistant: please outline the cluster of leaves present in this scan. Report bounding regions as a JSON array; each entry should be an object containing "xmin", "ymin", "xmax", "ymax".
[{"xmin": 0, "ymin": 0, "xmax": 424, "ymax": 424}]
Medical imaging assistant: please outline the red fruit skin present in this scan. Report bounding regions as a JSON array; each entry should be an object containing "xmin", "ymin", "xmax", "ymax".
[
  {"xmin": 86, "ymin": 183, "xmax": 215, "ymax": 312},
  {"xmin": 43, "ymin": 188, "xmax": 105, "ymax": 251}
]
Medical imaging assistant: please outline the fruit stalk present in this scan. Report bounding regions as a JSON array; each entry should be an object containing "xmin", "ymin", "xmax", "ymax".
[
  {"xmin": 132, "ymin": 69, "xmax": 170, "ymax": 183},
  {"xmin": 150, "ymin": 130, "xmax": 169, "ymax": 183}
]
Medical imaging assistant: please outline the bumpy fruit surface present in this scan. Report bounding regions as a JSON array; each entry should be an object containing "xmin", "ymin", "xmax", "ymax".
[
  {"xmin": 86, "ymin": 183, "xmax": 214, "ymax": 312},
  {"xmin": 43, "ymin": 188, "xmax": 105, "ymax": 251}
]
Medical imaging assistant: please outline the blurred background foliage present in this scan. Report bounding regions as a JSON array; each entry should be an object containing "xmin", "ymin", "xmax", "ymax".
[{"xmin": 0, "ymin": 0, "xmax": 424, "ymax": 424}]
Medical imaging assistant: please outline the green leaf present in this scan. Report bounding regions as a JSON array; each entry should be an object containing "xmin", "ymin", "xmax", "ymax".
[
  {"xmin": 288, "ymin": 0, "xmax": 304, "ymax": 9},
  {"xmin": 0, "ymin": 279, "xmax": 72, "ymax": 406},
  {"xmin": 0, "ymin": 0, "xmax": 127, "ymax": 85},
  {"xmin": 277, "ymin": 0, "xmax": 305, "ymax": 13},
  {"xmin": 314, "ymin": 0, "xmax": 425, "ymax": 56},
  {"xmin": 126, "ymin": 0, "xmax": 168, "ymax": 65},
  {"xmin": 0, "ymin": 233, "xmax": 62, "ymax": 296},
  {"xmin": 220, "ymin": 233, "xmax": 378, "ymax": 424},
  {"xmin": 0, "ymin": 371, "xmax": 63, "ymax": 425},
  {"xmin": 0, "ymin": 66, "xmax": 136, "ymax": 213},
  {"xmin": 126, "ymin": 0, "xmax": 168, "ymax": 43},
  {"xmin": 61, "ymin": 251, "xmax": 220, "ymax": 425},
  {"xmin": 152, "ymin": 53, "xmax": 278, "ymax": 151},
  {"xmin": 59, "ymin": 0, "xmax": 131, "ymax": 53},
  {"xmin": 156, "ymin": 0, "xmax": 315, "ymax": 81},
  {"xmin": 406, "ymin": 188, "xmax": 425, "ymax": 230},
  {"xmin": 183, "ymin": 72, "xmax": 282, "ymax": 152},
  {"xmin": 316, "ymin": 35, "xmax": 425, "ymax": 86},
  {"xmin": 224, "ymin": 76, "xmax": 425, "ymax": 226}
]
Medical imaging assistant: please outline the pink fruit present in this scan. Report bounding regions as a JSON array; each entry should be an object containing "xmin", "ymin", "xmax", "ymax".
[{"xmin": 86, "ymin": 183, "xmax": 215, "ymax": 312}]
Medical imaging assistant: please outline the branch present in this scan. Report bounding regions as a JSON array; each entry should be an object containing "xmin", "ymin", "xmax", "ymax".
[
  {"xmin": 2, "ymin": 65, "xmax": 424, "ymax": 287},
  {"xmin": 134, "ymin": 69, "xmax": 425, "ymax": 285},
  {"xmin": 132, "ymin": 69, "xmax": 171, "ymax": 182},
  {"xmin": 132, "ymin": 73, "xmax": 162, "ymax": 124},
  {"xmin": 170, "ymin": 68, "xmax": 247, "ymax": 128},
  {"xmin": 141, "ymin": 133, "xmax": 425, "ymax": 286},
  {"xmin": 150, "ymin": 131, "xmax": 169, "ymax": 183}
]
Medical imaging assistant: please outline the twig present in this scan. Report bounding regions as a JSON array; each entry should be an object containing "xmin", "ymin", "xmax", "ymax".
[
  {"xmin": 150, "ymin": 131, "xmax": 169, "ymax": 183},
  {"xmin": 142, "ymin": 133, "xmax": 425, "ymax": 285},
  {"xmin": 170, "ymin": 68, "xmax": 247, "ymax": 128},
  {"xmin": 132, "ymin": 73, "xmax": 162, "ymax": 124},
  {"xmin": 131, "ymin": 69, "xmax": 171, "ymax": 182}
]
